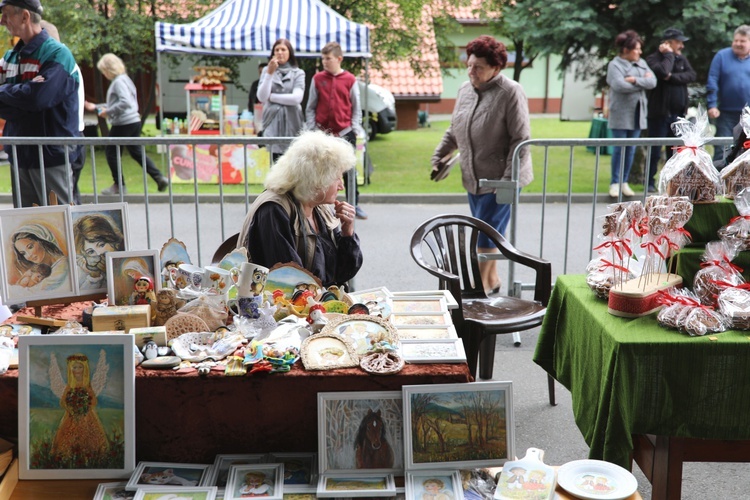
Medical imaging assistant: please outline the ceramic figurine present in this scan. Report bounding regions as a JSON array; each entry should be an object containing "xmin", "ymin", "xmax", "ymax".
[
  {"xmin": 153, "ymin": 289, "xmax": 186, "ymax": 327},
  {"xmin": 129, "ymin": 276, "xmax": 157, "ymax": 317},
  {"xmin": 142, "ymin": 340, "xmax": 158, "ymax": 360},
  {"xmin": 306, "ymin": 303, "xmax": 328, "ymax": 333}
]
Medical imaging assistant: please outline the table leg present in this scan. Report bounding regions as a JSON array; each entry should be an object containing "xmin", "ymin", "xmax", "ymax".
[{"xmin": 632, "ymin": 434, "xmax": 684, "ymax": 500}]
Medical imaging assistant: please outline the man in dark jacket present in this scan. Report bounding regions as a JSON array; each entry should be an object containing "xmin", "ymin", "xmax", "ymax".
[
  {"xmin": 645, "ymin": 27, "xmax": 696, "ymax": 192},
  {"xmin": 0, "ymin": 0, "xmax": 80, "ymax": 207}
]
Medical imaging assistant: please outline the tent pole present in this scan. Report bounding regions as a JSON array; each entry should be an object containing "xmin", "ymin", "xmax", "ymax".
[
  {"xmin": 157, "ymin": 51, "xmax": 164, "ymax": 137},
  {"xmin": 363, "ymin": 57, "xmax": 370, "ymax": 185}
]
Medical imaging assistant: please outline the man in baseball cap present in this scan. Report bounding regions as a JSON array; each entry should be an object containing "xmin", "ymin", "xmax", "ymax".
[
  {"xmin": 644, "ymin": 27, "xmax": 696, "ymax": 191},
  {"xmin": 0, "ymin": 0, "xmax": 81, "ymax": 207}
]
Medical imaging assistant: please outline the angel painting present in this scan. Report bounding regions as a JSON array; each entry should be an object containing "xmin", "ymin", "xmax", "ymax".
[{"xmin": 48, "ymin": 350, "xmax": 110, "ymax": 464}]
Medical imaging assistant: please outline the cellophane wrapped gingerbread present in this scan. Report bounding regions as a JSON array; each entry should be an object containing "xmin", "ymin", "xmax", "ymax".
[
  {"xmin": 656, "ymin": 288, "xmax": 729, "ymax": 336},
  {"xmin": 658, "ymin": 110, "xmax": 722, "ymax": 203},
  {"xmin": 720, "ymin": 106, "xmax": 750, "ymax": 198},
  {"xmin": 717, "ymin": 188, "xmax": 750, "ymax": 250},
  {"xmin": 717, "ymin": 285, "xmax": 750, "ymax": 330},
  {"xmin": 693, "ymin": 240, "xmax": 745, "ymax": 307}
]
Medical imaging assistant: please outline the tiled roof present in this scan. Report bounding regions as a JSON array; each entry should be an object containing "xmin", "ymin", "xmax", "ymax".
[{"xmin": 443, "ymin": 0, "xmax": 492, "ymax": 22}]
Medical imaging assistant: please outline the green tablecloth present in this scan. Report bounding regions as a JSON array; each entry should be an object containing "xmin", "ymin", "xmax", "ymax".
[
  {"xmin": 671, "ymin": 246, "xmax": 750, "ymax": 287},
  {"xmin": 533, "ymin": 275, "xmax": 750, "ymax": 469},
  {"xmin": 683, "ymin": 196, "xmax": 739, "ymax": 244},
  {"xmin": 586, "ymin": 117, "xmax": 614, "ymax": 155}
]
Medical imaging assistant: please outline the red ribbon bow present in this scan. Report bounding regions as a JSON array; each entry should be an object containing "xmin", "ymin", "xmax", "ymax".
[
  {"xmin": 743, "ymin": 140, "xmax": 750, "ymax": 150},
  {"xmin": 593, "ymin": 239, "xmax": 632, "ymax": 260},
  {"xmin": 729, "ymin": 215, "xmax": 750, "ymax": 224},
  {"xmin": 672, "ymin": 145, "xmax": 698, "ymax": 155},
  {"xmin": 640, "ymin": 241, "xmax": 666, "ymax": 260},
  {"xmin": 599, "ymin": 259, "xmax": 631, "ymax": 274}
]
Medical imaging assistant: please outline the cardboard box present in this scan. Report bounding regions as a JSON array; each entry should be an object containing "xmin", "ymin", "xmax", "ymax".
[
  {"xmin": 92, "ymin": 305, "xmax": 151, "ymax": 332},
  {"xmin": 0, "ymin": 458, "xmax": 18, "ymax": 500},
  {"xmin": 129, "ymin": 326, "xmax": 168, "ymax": 348}
]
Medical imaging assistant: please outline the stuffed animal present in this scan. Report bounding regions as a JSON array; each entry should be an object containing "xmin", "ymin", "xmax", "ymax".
[{"xmin": 154, "ymin": 289, "xmax": 186, "ymax": 327}]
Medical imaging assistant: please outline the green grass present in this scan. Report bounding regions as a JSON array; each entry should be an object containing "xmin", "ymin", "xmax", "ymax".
[{"xmin": 0, "ymin": 118, "xmax": 639, "ymax": 195}]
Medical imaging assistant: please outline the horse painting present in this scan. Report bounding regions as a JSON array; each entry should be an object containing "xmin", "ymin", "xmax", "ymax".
[{"xmin": 354, "ymin": 409, "xmax": 394, "ymax": 468}]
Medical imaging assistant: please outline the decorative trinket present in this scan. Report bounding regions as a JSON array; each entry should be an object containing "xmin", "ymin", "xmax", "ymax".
[
  {"xmin": 306, "ymin": 303, "xmax": 328, "ymax": 333},
  {"xmin": 359, "ymin": 340, "xmax": 404, "ymax": 375},
  {"xmin": 142, "ymin": 340, "xmax": 158, "ymax": 360},
  {"xmin": 225, "ymin": 355, "xmax": 247, "ymax": 376}
]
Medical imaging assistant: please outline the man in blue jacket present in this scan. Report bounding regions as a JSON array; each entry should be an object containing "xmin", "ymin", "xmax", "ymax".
[
  {"xmin": 707, "ymin": 25, "xmax": 750, "ymax": 163},
  {"xmin": 0, "ymin": 0, "xmax": 80, "ymax": 207}
]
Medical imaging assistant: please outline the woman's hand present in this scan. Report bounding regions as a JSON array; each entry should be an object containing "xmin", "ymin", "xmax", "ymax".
[
  {"xmin": 334, "ymin": 200, "xmax": 356, "ymax": 237},
  {"xmin": 267, "ymin": 57, "xmax": 279, "ymax": 75},
  {"xmin": 84, "ymin": 100, "xmax": 97, "ymax": 112},
  {"xmin": 624, "ymin": 76, "xmax": 636, "ymax": 84}
]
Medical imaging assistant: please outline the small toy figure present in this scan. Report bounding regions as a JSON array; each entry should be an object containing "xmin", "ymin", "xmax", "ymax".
[
  {"xmin": 153, "ymin": 289, "xmax": 185, "ymax": 327},
  {"xmin": 142, "ymin": 341, "xmax": 158, "ymax": 360},
  {"xmin": 306, "ymin": 303, "xmax": 328, "ymax": 333},
  {"xmin": 130, "ymin": 276, "xmax": 156, "ymax": 307}
]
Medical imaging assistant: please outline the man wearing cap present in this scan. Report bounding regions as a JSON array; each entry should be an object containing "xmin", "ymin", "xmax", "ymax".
[
  {"xmin": 0, "ymin": 0, "xmax": 81, "ymax": 207},
  {"xmin": 707, "ymin": 24, "xmax": 750, "ymax": 163},
  {"xmin": 644, "ymin": 28, "xmax": 696, "ymax": 192}
]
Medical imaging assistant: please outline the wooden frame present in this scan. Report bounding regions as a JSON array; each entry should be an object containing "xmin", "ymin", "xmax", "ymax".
[
  {"xmin": 17, "ymin": 334, "xmax": 135, "ymax": 479},
  {"xmin": 126, "ymin": 462, "xmax": 212, "ymax": 491},
  {"xmin": 132, "ymin": 486, "xmax": 218, "ymax": 500},
  {"xmin": 301, "ymin": 332, "xmax": 359, "ymax": 371},
  {"xmin": 70, "ymin": 203, "xmax": 130, "ymax": 294},
  {"xmin": 399, "ymin": 338, "xmax": 466, "ymax": 364},
  {"xmin": 316, "ymin": 473, "xmax": 396, "ymax": 498},
  {"xmin": 0, "ymin": 205, "xmax": 77, "ymax": 304},
  {"xmin": 321, "ymin": 314, "xmax": 398, "ymax": 356},
  {"xmin": 224, "ymin": 463, "xmax": 284, "ymax": 500},
  {"xmin": 405, "ymin": 470, "xmax": 463, "ymax": 500},
  {"xmin": 266, "ymin": 262, "xmax": 323, "ymax": 299},
  {"xmin": 266, "ymin": 452, "xmax": 318, "ymax": 492},
  {"xmin": 203, "ymin": 453, "xmax": 265, "ymax": 490},
  {"xmin": 106, "ymin": 249, "xmax": 161, "ymax": 307},
  {"xmin": 317, "ymin": 391, "xmax": 404, "ymax": 475},
  {"xmin": 403, "ymin": 381, "xmax": 514, "ymax": 470}
]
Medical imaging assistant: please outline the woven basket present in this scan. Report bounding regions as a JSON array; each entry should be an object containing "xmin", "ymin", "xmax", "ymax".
[{"xmin": 164, "ymin": 313, "xmax": 210, "ymax": 341}]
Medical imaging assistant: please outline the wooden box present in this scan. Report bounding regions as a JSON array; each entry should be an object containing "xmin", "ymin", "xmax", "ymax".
[
  {"xmin": 92, "ymin": 305, "xmax": 151, "ymax": 332},
  {"xmin": 129, "ymin": 326, "xmax": 168, "ymax": 348}
]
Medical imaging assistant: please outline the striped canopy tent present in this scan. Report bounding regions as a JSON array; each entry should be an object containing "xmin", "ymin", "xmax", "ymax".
[{"xmin": 155, "ymin": 0, "xmax": 371, "ymax": 57}]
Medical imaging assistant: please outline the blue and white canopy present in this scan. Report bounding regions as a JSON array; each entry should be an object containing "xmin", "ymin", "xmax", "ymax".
[{"xmin": 155, "ymin": 0, "xmax": 371, "ymax": 58}]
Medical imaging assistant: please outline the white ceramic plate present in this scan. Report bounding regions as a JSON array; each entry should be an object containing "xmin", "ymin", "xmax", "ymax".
[{"xmin": 557, "ymin": 459, "xmax": 638, "ymax": 500}]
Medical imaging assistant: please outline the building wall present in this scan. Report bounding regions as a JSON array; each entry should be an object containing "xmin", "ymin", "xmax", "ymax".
[{"xmin": 396, "ymin": 101, "xmax": 421, "ymax": 129}]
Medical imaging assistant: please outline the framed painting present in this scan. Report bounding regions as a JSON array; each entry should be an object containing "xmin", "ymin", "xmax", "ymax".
[
  {"xmin": 399, "ymin": 339, "xmax": 467, "ymax": 364},
  {"xmin": 391, "ymin": 290, "xmax": 458, "ymax": 309},
  {"xmin": 389, "ymin": 297, "xmax": 447, "ymax": 314},
  {"xmin": 106, "ymin": 250, "xmax": 161, "ymax": 307},
  {"xmin": 126, "ymin": 461, "xmax": 212, "ymax": 491},
  {"xmin": 403, "ymin": 382, "xmax": 514, "ymax": 470},
  {"xmin": 203, "ymin": 453, "xmax": 266, "ymax": 491},
  {"xmin": 132, "ymin": 486, "xmax": 218, "ymax": 500},
  {"xmin": 225, "ymin": 463, "xmax": 284, "ymax": 500},
  {"xmin": 316, "ymin": 473, "xmax": 395, "ymax": 498},
  {"xmin": 405, "ymin": 471, "xmax": 462, "ymax": 500},
  {"xmin": 17, "ymin": 334, "xmax": 136, "ymax": 479},
  {"xmin": 321, "ymin": 315, "xmax": 398, "ymax": 356},
  {"xmin": 390, "ymin": 312, "xmax": 452, "ymax": 327},
  {"xmin": 266, "ymin": 452, "xmax": 318, "ymax": 492},
  {"xmin": 396, "ymin": 325, "xmax": 458, "ymax": 340},
  {"xmin": 93, "ymin": 481, "xmax": 133, "ymax": 500},
  {"xmin": 0, "ymin": 205, "xmax": 77, "ymax": 304},
  {"xmin": 317, "ymin": 391, "xmax": 403, "ymax": 475},
  {"xmin": 348, "ymin": 286, "xmax": 392, "ymax": 304},
  {"xmin": 301, "ymin": 332, "xmax": 359, "ymax": 371},
  {"xmin": 159, "ymin": 237, "xmax": 192, "ymax": 288},
  {"xmin": 266, "ymin": 262, "xmax": 323, "ymax": 300},
  {"xmin": 70, "ymin": 203, "xmax": 130, "ymax": 294}
]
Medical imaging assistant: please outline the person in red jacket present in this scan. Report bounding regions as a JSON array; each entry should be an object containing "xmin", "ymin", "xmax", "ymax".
[{"xmin": 305, "ymin": 41, "xmax": 367, "ymax": 219}]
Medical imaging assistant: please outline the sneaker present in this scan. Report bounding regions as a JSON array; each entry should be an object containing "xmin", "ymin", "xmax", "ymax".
[
  {"xmin": 647, "ymin": 185, "xmax": 657, "ymax": 193},
  {"xmin": 621, "ymin": 183, "xmax": 635, "ymax": 196},
  {"xmin": 101, "ymin": 184, "xmax": 127, "ymax": 195},
  {"xmin": 355, "ymin": 206, "xmax": 368, "ymax": 220},
  {"xmin": 608, "ymin": 184, "xmax": 619, "ymax": 198},
  {"xmin": 157, "ymin": 178, "xmax": 169, "ymax": 192}
]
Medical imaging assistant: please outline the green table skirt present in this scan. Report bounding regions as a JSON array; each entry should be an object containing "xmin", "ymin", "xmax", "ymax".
[
  {"xmin": 671, "ymin": 247, "xmax": 750, "ymax": 287},
  {"xmin": 683, "ymin": 196, "xmax": 739, "ymax": 244}
]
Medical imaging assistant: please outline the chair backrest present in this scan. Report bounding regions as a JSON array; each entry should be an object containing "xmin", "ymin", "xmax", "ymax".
[{"xmin": 410, "ymin": 214, "xmax": 552, "ymax": 307}]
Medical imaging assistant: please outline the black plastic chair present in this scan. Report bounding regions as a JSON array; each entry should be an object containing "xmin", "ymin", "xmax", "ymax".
[{"xmin": 410, "ymin": 214, "xmax": 556, "ymax": 405}]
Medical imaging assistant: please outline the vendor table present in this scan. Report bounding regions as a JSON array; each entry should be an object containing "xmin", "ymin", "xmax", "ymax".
[
  {"xmin": 0, "ymin": 362, "xmax": 471, "ymax": 464},
  {"xmin": 534, "ymin": 275, "xmax": 750, "ymax": 499}
]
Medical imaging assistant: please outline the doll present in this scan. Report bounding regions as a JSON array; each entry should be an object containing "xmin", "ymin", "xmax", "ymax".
[
  {"xmin": 153, "ymin": 288, "xmax": 186, "ymax": 327},
  {"xmin": 129, "ymin": 276, "xmax": 157, "ymax": 314}
]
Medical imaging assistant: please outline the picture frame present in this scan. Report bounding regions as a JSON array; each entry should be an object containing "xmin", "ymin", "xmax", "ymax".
[
  {"xmin": 321, "ymin": 315, "xmax": 398, "ymax": 356},
  {"xmin": 203, "ymin": 453, "xmax": 266, "ymax": 490},
  {"xmin": 403, "ymin": 382, "xmax": 514, "ymax": 470},
  {"xmin": 106, "ymin": 249, "xmax": 161, "ymax": 307},
  {"xmin": 266, "ymin": 262, "xmax": 323, "ymax": 299},
  {"xmin": 225, "ymin": 463, "xmax": 284, "ymax": 500},
  {"xmin": 317, "ymin": 391, "xmax": 404, "ymax": 475},
  {"xmin": 389, "ymin": 296, "xmax": 448, "ymax": 314},
  {"xmin": 17, "ymin": 334, "xmax": 136, "ymax": 480},
  {"xmin": 348, "ymin": 286, "xmax": 392, "ymax": 304},
  {"xmin": 266, "ymin": 452, "xmax": 318, "ymax": 492},
  {"xmin": 132, "ymin": 486, "xmax": 218, "ymax": 500},
  {"xmin": 70, "ymin": 203, "xmax": 130, "ymax": 294},
  {"xmin": 405, "ymin": 470, "xmax": 463, "ymax": 500},
  {"xmin": 391, "ymin": 289, "xmax": 458, "ymax": 309},
  {"xmin": 395, "ymin": 325, "xmax": 458, "ymax": 340},
  {"xmin": 0, "ymin": 204, "xmax": 77, "ymax": 304},
  {"xmin": 126, "ymin": 461, "xmax": 212, "ymax": 491},
  {"xmin": 316, "ymin": 473, "xmax": 396, "ymax": 498},
  {"xmin": 390, "ymin": 312, "xmax": 452, "ymax": 327},
  {"xmin": 399, "ymin": 339, "xmax": 467, "ymax": 364},
  {"xmin": 301, "ymin": 332, "xmax": 359, "ymax": 371},
  {"xmin": 93, "ymin": 481, "xmax": 133, "ymax": 500}
]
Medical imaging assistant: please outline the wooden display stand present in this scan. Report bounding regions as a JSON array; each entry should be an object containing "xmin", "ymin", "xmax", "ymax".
[{"xmin": 608, "ymin": 272, "xmax": 683, "ymax": 317}]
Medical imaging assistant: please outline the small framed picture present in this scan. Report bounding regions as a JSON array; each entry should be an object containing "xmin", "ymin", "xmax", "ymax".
[
  {"xmin": 225, "ymin": 463, "xmax": 284, "ymax": 500},
  {"xmin": 389, "ymin": 296, "xmax": 447, "ymax": 314},
  {"xmin": 17, "ymin": 334, "xmax": 136, "ymax": 480},
  {"xmin": 266, "ymin": 452, "xmax": 318, "ymax": 492},
  {"xmin": 70, "ymin": 203, "xmax": 130, "ymax": 294},
  {"xmin": 300, "ymin": 332, "xmax": 359, "ymax": 371},
  {"xmin": 348, "ymin": 286, "xmax": 392, "ymax": 304},
  {"xmin": 403, "ymin": 382, "xmax": 514, "ymax": 470},
  {"xmin": 396, "ymin": 325, "xmax": 458, "ymax": 340},
  {"xmin": 203, "ymin": 453, "xmax": 266, "ymax": 490},
  {"xmin": 391, "ymin": 289, "xmax": 458, "ymax": 309},
  {"xmin": 132, "ymin": 486, "xmax": 218, "ymax": 500},
  {"xmin": 390, "ymin": 312, "xmax": 452, "ymax": 327},
  {"xmin": 321, "ymin": 315, "xmax": 398, "ymax": 356},
  {"xmin": 0, "ymin": 204, "xmax": 77, "ymax": 304},
  {"xmin": 405, "ymin": 471, "xmax": 463, "ymax": 500},
  {"xmin": 399, "ymin": 339, "xmax": 467, "ymax": 364},
  {"xmin": 93, "ymin": 481, "xmax": 133, "ymax": 500},
  {"xmin": 317, "ymin": 473, "xmax": 396, "ymax": 498},
  {"xmin": 318, "ymin": 391, "xmax": 403, "ymax": 475},
  {"xmin": 126, "ymin": 462, "xmax": 211, "ymax": 491},
  {"xmin": 106, "ymin": 249, "xmax": 161, "ymax": 307}
]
